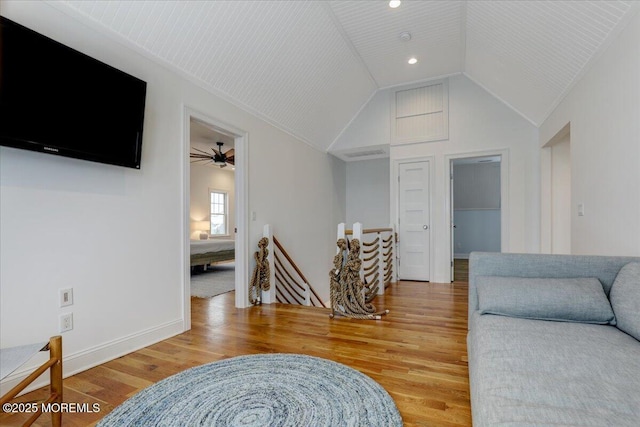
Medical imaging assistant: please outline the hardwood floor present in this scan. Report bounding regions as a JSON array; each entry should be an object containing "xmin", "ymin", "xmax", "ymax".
[
  {"xmin": 454, "ymin": 258, "xmax": 469, "ymax": 283},
  {"xmin": 1, "ymin": 279, "xmax": 471, "ymax": 427}
]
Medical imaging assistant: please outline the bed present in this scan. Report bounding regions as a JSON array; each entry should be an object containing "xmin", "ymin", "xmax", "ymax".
[{"xmin": 190, "ymin": 239, "xmax": 235, "ymax": 268}]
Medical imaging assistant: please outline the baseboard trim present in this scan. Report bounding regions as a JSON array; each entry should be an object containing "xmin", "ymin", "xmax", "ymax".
[{"xmin": 0, "ymin": 319, "xmax": 184, "ymax": 396}]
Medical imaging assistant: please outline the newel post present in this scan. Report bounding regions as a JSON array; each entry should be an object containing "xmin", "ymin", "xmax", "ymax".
[
  {"xmin": 261, "ymin": 224, "xmax": 276, "ymax": 304},
  {"xmin": 389, "ymin": 224, "xmax": 400, "ymax": 283},
  {"xmin": 378, "ymin": 229, "xmax": 386, "ymax": 295},
  {"xmin": 336, "ymin": 222, "xmax": 347, "ymax": 265},
  {"xmin": 391, "ymin": 223, "xmax": 398, "ymax": 285},
  {"xmin": 352, "ymin": 222, "xmax": 364, "ymax": 282},
  {"xmin": 337, "ymin": 222, "xmax": 346, "ymax": 248}
]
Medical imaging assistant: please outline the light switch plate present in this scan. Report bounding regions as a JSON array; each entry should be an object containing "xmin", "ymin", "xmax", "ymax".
[{"xmin": 60, "ymin": 288, "xmax": 73, "ymax": 307}]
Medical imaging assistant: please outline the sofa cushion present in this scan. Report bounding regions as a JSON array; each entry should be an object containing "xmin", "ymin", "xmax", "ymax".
[
  {"xmin": 476, "ymin": 276, "xmax": 616, "ymax": 324},
  {"xmin": 609, "ymin": 262, "xmax": 640, "ymax": 340},
  {"xmin": 467, "ymin": 313, "xmax": 640, "ymax": 427}
]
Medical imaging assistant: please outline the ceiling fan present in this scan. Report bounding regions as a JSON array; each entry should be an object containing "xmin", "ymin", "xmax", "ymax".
[{"xmin": 190, "ymin": 142, "xmax": 235, "ymax": 168}]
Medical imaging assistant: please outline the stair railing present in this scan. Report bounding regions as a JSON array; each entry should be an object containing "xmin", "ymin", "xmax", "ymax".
[
  {"xmin": 273, "ymin": 237, "xmax": 325, "ymax": 307},
  {"xmin": 340, "ymin": 222, "xmax": 397, "ymax": 297},
  {"xmin": 258, "ymin": 224, "xmax": 325, "ymax": 307}
]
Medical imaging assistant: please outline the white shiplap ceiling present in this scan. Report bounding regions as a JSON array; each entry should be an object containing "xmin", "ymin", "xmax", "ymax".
[{"xmin": 56, "ymin": 0, "xmax": 638, "ymax": 152}]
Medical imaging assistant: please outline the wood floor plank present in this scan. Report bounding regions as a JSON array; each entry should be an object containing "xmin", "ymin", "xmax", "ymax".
[{"xmin": 0, "ymin": 279, "xmax": 472, "ymax": 426}]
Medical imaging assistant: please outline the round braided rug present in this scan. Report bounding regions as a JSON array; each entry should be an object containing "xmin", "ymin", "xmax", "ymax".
[{"xmin": 97, "ymin": 353, "xmax": 402, "ymax": 426}]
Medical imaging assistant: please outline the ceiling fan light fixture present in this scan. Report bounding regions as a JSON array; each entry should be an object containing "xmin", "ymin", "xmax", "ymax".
[
  {"xmin": 389, "ymin": 1, "xmax": 401, "ymax": 8},
  {"xmin": 190, "ymin": 141, "xmax": 235, "ymax": 168}
]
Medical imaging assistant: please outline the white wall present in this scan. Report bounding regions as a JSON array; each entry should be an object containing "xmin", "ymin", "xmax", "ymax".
[
  {"xmin": 539, "ymin": 10, "xmax": 640, "ymax": 257},
  {"xmin": 0, "ymin": 1, "xmax": 345, "ymax": 392},
  {"xmin": 190, "ymin": 164, "xmax": 235, "ymax": 240},
  {"xmin": 338, "ymin": 75, "xmax": 539, "ymax": 282},
  {"xmin": 332, "ymin": 91, "xmax": 390, "ymax": 152},
  {"xmin": 346, "ymin": 159, "xmax": 390, "ymax": 227},
  {"xmin": 550, "ymin": 134, "xmax": 571, "ymax": 254}
]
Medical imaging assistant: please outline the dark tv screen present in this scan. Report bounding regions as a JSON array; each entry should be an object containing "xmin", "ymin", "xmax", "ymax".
[{"xmin": 0, "ymin": 16, "xmax": 147, "ymax": 169}]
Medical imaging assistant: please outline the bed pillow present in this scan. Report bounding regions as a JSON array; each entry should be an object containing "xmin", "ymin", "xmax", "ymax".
[
  {"xmin": 476, "ymin": 276, "xmax": 616, "ymax": 324},
  {"xmin": 609, "ymin": 262, "xmax": 640, "ymax": 341}
]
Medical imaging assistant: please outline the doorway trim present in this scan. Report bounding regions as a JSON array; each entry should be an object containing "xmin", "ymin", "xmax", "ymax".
[
  {"xmin": 444, "ymin": 148, "xmax": 509, "ymax": 283},
  {"xmin": 391, "ymin": 155, "xmax": 435, "ymax": 282},
  {"xmin": 541, "ymin": 122, "xmax": 571, "ymax": 254},
  {"xmin": 182, "ymin": 106, "xmax": 250, "ymax": 331}
]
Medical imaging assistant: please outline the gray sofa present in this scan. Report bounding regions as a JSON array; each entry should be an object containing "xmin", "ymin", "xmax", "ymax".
[{"xmin": 467, "ymin": 252, "xmax": 640, "ymax": 426}]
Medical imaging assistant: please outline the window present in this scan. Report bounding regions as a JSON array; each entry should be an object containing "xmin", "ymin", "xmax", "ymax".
[{"xmin": 210, "ymin": 190, "xmax": 228, "ymax": 236}]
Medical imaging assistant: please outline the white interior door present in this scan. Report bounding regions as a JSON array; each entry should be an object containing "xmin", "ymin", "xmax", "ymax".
[{"xmin": 398, "ymin": 162, "xmax": 430, "ymax": 281}]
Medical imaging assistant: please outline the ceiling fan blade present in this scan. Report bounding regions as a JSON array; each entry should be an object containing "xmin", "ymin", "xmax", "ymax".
[
  {"xmin": 224, "ymin": 148, "xmax": 235, "ymax": 157},
  {"xmin": 212, "ymin": 148, "xmax": 222, "ymax": 157},
  {"xmin": 190, "ymin": 153, "xmax": 213, "ymax": 159},
  {"xmin": 192, "ymin": 147, "xmax": 212, "ymax": 156},
  {"xmin": 226, "ymin": 156, "xmax": 235, "ymax": 165}
]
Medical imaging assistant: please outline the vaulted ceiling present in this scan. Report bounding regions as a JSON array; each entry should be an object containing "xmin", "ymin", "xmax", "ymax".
[{"xmin": 59, "ymin": 1, "xmax": 638, "ymax": 152}]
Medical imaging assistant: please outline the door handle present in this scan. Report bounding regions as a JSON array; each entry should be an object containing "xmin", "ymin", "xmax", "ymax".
[{"xmin": 423, "ymin": 225, "xmax": 428, "ymax": 230}]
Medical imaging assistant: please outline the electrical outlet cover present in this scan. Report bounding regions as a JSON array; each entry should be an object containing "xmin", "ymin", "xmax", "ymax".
[{"xmin": 60, "ymin": 313, "xmax": 73, "ymax": 333}]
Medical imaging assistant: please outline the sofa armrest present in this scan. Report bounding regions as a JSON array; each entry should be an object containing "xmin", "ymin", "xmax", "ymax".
[{"xmin": 468, "ymin": 252, "xmax": 640, "ymax": 324}]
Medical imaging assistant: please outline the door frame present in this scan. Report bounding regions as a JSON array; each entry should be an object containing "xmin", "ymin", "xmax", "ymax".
[
  {"xmin": 391, "ymin": 156, "xmax": 435, "ymax": 282},
  {"xmin": 445, "ymin": 149, "xmax": 509, "ymax": 282},
  {"xmin": 182, "ymin": 106, "xmax": 250, "ymax": 331},
  {"xmin": 541, "ymin": 122, "xmax": 571, "ymax": 254}
]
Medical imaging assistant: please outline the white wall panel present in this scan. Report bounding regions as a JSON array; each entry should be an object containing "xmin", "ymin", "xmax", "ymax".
[
  {"xmin": 329, "ymin": 90, "xmax": 391, "ymax": 152},
  {"xmin": 396, "ymin": 85, "xmax": 443, "ymax": 118},
  {"xmin": 540, "ymin": 10, "xmax": 640, "ymax": 256},
  {"xmin": 346, "ymin": 159, "xmax": 390, "ymax": 227},
  {"xmin": 396, "ymin": 113, "xmax": 446, "ymax": 142},
  {"xmin": 392, "ymin": 80, "xmax": 449, "ymax": 144}
]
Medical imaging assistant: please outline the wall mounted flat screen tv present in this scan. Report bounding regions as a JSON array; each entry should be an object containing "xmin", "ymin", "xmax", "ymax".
[{"xmin": 0, "ymin": 16, "xmax": 147, "ymax": 169}]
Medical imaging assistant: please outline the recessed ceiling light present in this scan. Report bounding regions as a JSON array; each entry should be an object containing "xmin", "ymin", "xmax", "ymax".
[
  {"xmin": 389, "ymin": 1, "xmax": 401, "ymax": 8},
  {"xmin": 408, "ymin": 57, "xmax": 418, "ymax": 65}
]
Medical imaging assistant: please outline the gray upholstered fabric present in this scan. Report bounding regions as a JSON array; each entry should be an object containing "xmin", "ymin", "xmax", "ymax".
[
  {"xmin": 468, "ymin": 252, "xmax": 640, "ymax": 322},
  {"xmin": 468, "ymin": 313, "xmax": 640, "ymax": 427},
  {"xmin": 476, "ymin": 276, "xmax": 616, "ymax": 324},
  {"xmin": 610, "ymin": 262, "xmax": 640, "ymax": 341}
]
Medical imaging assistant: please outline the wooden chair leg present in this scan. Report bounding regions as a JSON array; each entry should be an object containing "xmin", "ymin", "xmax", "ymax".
[{"xmin": 49, "ymin": 336, "xmax": 62, "ymax": 427}]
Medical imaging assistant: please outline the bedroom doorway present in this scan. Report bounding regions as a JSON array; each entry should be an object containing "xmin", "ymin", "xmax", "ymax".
[
  {"xmin": 189, "ymin": 118, "xmax": 236, "ymax": 297},
  {"xmin": 445, "ymin": 150, "xmax": 509, "ymax": 283},
  {"xmin": 183, "ymin": 108, "xmax": 248, "ymax": 331}
]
